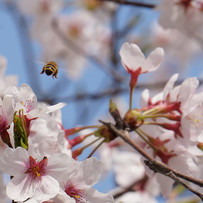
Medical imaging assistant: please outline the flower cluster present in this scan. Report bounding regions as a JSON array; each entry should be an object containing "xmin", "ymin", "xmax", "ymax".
[
  {"xmin": 0, "ymin": 37, "xmax": 203, "ymax": 202},
  {"xmin": 0, "ymin": 56, "xmax": 113, "ymax": 202},
  {"xmin": 1, "ymin": 0, "xmax": 203, "ymax": 202}
]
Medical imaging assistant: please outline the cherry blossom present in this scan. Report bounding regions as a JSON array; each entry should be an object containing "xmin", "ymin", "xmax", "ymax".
[
  {"xmin": 0, "ymin": 173, "xmax": 8, "ymax": 202},
  {"xmin": 115, "ymin": 191, "xmax": 158, "ymax": 203},
  {"xmin": 157, "ymin": 0, "xmax": 203, "ymax": 41},
  {"xmin": 0, "ymin": 95, "xmax": 14, "ymax": 134},
  {"xmin": 7, "ymin": 84, "xmax": 66, "ymax": 119},
  {"xmin": 0, "ymin": 147, "xmax": 77, "ymax": 202},
  {"xmin": 113, "ymin": 150, "xmax": 145, "ymax": 188},
  {"xmin": 137, "ymin": 74, "xmax": 203, "ymax": 197},
  {"xmin": 17, "ymin": 0, "xmax": 64, "ymax": 16},
  {"xmin": 1, "ymin": 0, "xmax": 203, "ymax": 200},
  {"xmin": 119, "ymin": 42, "xmax": 164, "ymax": 89},
  {"xmin": 75, "ymin": 0, "xmax": 117, "ymax": 22},
  {"xmin": 0, "ymin": 95, "xmax": 14, "ymax": 148},
  {"xmin": 52, "ymin": 157, "xmax": 114, "ymax": 203},
  {"xmin": 0, "ymin": 55, "xmax": 18, "ymax": 97},
  {"xmin": 29, "ymin": 109, "xmax": 72, "ymax": 159},
  {"xmin": 150, "ymin": 22, "xmax": 201, "ymax": 76},
  {"xmin": 119, "ymin": 42, "xmax": 164, "ymax": 109}
]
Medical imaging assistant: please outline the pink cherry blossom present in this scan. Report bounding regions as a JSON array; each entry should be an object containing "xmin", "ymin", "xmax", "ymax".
[
  {"xmin": 52, "ymin": 157, "xmax": 114, "ymax": 203},
  {"xmin": 157, "ymin": 0, "xmax": 203, "ymax": 41},
  {"xmin": 0, "ymin": 55, "xmax": 18, "ymax": 97},
  {"xmin": 29, "ymin": 113, "xmax": 72, "ymax": 159},
  {"xmin": 0, "ymin": 95, "xmax": 14, "ymax": 134},
  {"xmin": 115, "ymin": 191, "xmax": 158, "ymax": 203},
  {"xmin": 7, "ymin": 84, "xmax": 66, "ymax": 119},
  {"xmin": 17, "ymin": 0, "xmax": 64, "ymax": 16},
  {"xmin": 0, "ymin": 147, "xmax": 77, "ymax": 202},
  {"xmin": 113, "ymin": 150, "xmax": 145, "ymax": 187},
  {"xmin": 119, "ymin": 42, "xmax": 164, "ymax": 88}
]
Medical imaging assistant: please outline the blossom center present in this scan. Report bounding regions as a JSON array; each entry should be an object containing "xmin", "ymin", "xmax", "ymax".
[
  {"xmin": 25, "ymin": 156, "xmax": 47, "ymax": 179},
  {"xmin": 65, "ymin": 183, "xmax": 86, "ymax": 203},
  {"xmin": 21, "ymin": 100, "xmax": 35, "ymax": 113},
  {"xmin": 186, "ymin": 112, "xmax": 203, "ymax": 127},
  {"xmin": 176, "ymin": 0, "xmax": 193, "ymax": 11}
]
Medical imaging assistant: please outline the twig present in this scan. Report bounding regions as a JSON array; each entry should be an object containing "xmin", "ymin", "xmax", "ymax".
[
  {"xmin": 110, "ymin": 181, "xmax": 136, "ymax": 198},
  {"xmin": 101, "ymin": 121, "xmax": 203, "ymax": 200},
  {"xmin": 51, "ymin": 77, "xmax": 203, "ymax": 103},
  {"xmin": 166, "ymin": 171, "xmax": 203, "ymax": 201},
  {"xmin": 53, "ymin": 87, "xmax": 126, "ymax": 103},
  {"xmin": 99, "ymin": 0, "xmax": 155, "ymax": 8},
  {"xmin": 117, "ymin": 14, "xmax": 141, "ymax": 38},
  {"xmin": 110, "ymin": 176, "xmax": 148, "ymax": 199}
]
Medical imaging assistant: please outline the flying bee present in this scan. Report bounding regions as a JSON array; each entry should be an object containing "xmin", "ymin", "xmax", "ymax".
[{"xmin": 40, "ymin": 61, "xmax": 58, "ymax": 79}]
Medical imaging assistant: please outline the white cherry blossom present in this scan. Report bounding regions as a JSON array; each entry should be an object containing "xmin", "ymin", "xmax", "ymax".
[
  {"xmin": 0, "ymin": 56, "xmax": 18, "ymax": 97},
  {"xmin": 157, "ymin": 0, "xmax": 203, "ymax": 41},
  {"xmin": 0, "ymin": 95, "xmax": 14, "ymax": 134},
  {"xmin": 119, "ymin": 42, "xmax": 164, "ymax": 74},
  {"xmin": 17, "ymin": 0, "xmax": 64, "ymax": 16},
  {"xmin": 119, "ymin": 42, "xmax": 164, "ymax": 89},
  {"xmin": 7, "ymin": 84, "xmax": 66, "ymax": 119},
  {"xmin": 29, "ymin": 111, "xmax": 71, "ymax": 159},
  {"xmin": 0, "ymin": 147, "xmax": 77, "ymax": 202},
  {"xmin": 113, "ymin": 150, "xmax": 145, "ymax": 188},
  {"xmin": 115, "ymin": 191, "xmax": 158, "ymax": 203},
  {"xmin": 53, "ymin": 157, "xmax": 114, "ymax": 203}
]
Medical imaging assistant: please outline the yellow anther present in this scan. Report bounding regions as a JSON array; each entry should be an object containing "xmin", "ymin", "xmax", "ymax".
[{"xmin": 74, "ymin": 195, "xmax": 80, "ymax": 199}]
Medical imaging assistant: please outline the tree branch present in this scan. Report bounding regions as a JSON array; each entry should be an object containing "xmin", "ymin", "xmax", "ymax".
[
  {"xmin": 110, "ymin": 176, "xmax": 148, "ymax": 199},
  {"xmin": 99, "ymin": 0, "xmax": 155, "ymax": 8},
  {"xmin": 101, "ymin": 121, "xmax": 203, "ymax": 201},
  {"xmin": 50, "ymin": 77, "xmax": 203, "ymax": 103}
]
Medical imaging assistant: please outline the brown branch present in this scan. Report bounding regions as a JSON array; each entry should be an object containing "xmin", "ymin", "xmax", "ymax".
[
  {"xmin": 111, "ymin": 176, "xmax": 148, "ymax": 199},
  {"xmin": 53, "ymin": 87, "xmax": 126, "ymax": 103},
  {"xmin": 48, "ymin": 76, "xmax": 203, "ymax": 103},
  {"xmin": 165, "ymin": 171, "xmax": 203, "ymax": 201},
  {"xmin": 101, "ymin": 121, "xmax": 203, "ymax": 200},
  {"xmin": 99, "ymin": 0, "xmax": 155, "ymax": 8}
]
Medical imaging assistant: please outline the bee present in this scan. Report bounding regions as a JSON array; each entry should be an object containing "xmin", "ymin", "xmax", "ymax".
[{"xmin": 40, "ymin": 61, "xmax": 58, "ymax": 79}]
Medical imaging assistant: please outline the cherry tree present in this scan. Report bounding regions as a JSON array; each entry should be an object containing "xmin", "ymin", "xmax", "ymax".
[{"xmin": 0, "ymin": 0, "xmax": 203, "ymax": 202}]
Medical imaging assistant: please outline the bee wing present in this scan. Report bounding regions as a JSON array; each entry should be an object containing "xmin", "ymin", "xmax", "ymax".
[{"xmin": 34, "ymin": 60, "xmax": 46, "ymax": 65}]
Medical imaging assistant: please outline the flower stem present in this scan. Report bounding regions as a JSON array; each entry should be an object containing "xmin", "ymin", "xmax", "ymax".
[
  {"xmin": 129, "ymin": 86, "xmax": 133, "ymax": 110},
  {"xmin": 135, "ymin": 129, "xmax": 155, "ymax": 150},
  {"xmin": 87, "ymin": 139, "xmax": 105, "ymax": 158}
]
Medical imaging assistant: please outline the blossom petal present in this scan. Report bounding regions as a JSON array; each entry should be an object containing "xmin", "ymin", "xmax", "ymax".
[
  {"xmin": 84, "ymin": 188, "xmax": 114, "ymax": 203},
  {"xmin": 0, "ymin": 147, "xmax": 29, "ymax": 176},
  {"xmin": 178, "ymin": 77, "xmax": 199, "ymax": 104},
  {"xmin": 2, "ymin": 95, "xmax": 14, "ymax": 124},
  {"xmin": 119, "ymin": 42, "xmax": 145, "ymax": 72},
  {"xmin": 156, "ymin": 174, "xmax": 174, "ymax": 198},
  {"xmin": 163, "ymin": 73, "xmax": 179, "ymax": 100},
  {"xmin": 32, "ymin": 175, "xmax": 60, "ymax": 201},
  {"xmin": 77, "ymin": 157, "xmax": 103, "ymax": 186},
  {"xmin": 46, "ymin": 102, "xmax": 66, "ymax": 113},
  {"xmin": 143, "ymin": 47, "xmax": 164, "ymax": 72},
  {"xmin": 7, "ymin": 174, "xmax": 34, "ymax": 201},
  {"xmin": 47, "ymin": 153, "xmax": 77, "ymax": 181}
]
